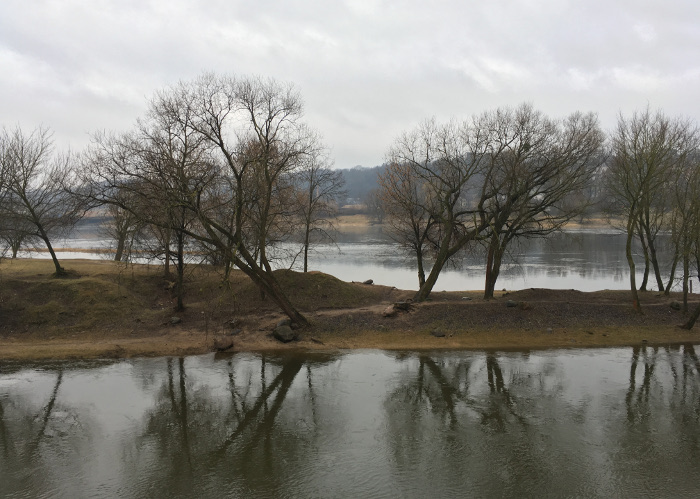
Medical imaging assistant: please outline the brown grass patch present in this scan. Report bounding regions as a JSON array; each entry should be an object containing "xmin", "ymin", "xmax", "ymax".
[{"xmin": 0, "ymin": 258, "xmax": 698, "ymax": 360}]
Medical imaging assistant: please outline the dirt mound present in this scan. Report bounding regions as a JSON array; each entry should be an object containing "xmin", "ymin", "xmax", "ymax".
[{"xmin": 237, "ymin": 269, "xmax": 399, "ymax": 312}]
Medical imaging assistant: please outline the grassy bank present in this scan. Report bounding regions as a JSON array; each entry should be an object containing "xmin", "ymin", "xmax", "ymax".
[{"xmin": 0, "ymin": 259, "xmax": 697, "ymax": 360}]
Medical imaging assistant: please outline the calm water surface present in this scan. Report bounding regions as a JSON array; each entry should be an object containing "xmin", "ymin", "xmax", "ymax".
[
  {"xmin": 2, "ymin": 347, "xmax": 700, "ymax": 498},
  {"xmin": 22, "ymin": 227, "xmax": 686, "ymax": 292}
]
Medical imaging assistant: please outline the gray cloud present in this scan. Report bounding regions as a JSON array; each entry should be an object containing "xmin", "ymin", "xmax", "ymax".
[{"xmin": 2, "ymin": 0, "xmax": 699, "ymax": 167}]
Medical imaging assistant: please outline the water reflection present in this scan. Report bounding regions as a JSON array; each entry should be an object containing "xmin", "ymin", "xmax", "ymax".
[
  {"xmin": 19, "ymin": 229, "xmax": 682, "ymax": 292},
  {"xmin": 1, "ymin": 348, "xmax": 700, "ymax": 498}
]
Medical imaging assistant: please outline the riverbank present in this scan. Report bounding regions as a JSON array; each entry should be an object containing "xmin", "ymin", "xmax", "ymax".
[{"xmin": 0, "ymin": 259, "xmax": 697, "ymax": 360}]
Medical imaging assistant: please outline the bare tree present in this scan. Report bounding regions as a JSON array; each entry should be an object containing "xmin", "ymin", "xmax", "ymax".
[
  {"xmin": 386, "ymin": 118, "xmax": 494, "ymax": 302},
  {"xmin": 669, "ymin": 153, "xmax": 700, "ymax": 312},
  {"xmin": 98, "ymin": 191, "xmax": 144, "ymax": 262},
  {"xmin": 363, "ymin": 188, "xmax": 385, "ymax": 223},
  {"xmin": 0, "ymin": 126, "xmax": 83, "ymax": 275},
  {"xmin": 0, "ymin": 198, "xmax": 37, "ymax": 258},
  {"xmin": 383, "ymin": 105, "xmax": 604, "ymax": 301},
  {"xmin": 82, "ymin": 84, "xmax": 217, "ymax": 311},
  {"xmin": 677, "ymin": 152, "xmax": 700, "ymax": 329},
  {"xmin": 82, "ymin": 73, "xmax": 320, "ymax": 325},
  {"xmin": 378, "ymin": 161, "xmax": 435, "ymax": 288},
  {"xmin": 295, "ymin": 151, "xmax": 345, "ymax": 272},
  {"xmin": 478, "ymin": 105, "xmax": 605, "ymax": 299},
  {"xmin": 607, "ymin": 109, "xmax": 698, "ymax": 311}
]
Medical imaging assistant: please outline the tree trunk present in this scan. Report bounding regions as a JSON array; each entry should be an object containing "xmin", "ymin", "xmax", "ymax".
[
  {"xmin": 626, "ymin": 218, "xmax": 641, "ymax": 312},
  {"xmin": 664, "ymin": 251, "xmax": 679, "ymax": 296},
  {"xmin": 682, "ymin": 254, "xmax": 689, "ymax": 314},
  {"xmin": 195, "ymin": 214, "xmax": 308, "ymax": 326},
  {"xmin": 36, "ymin": 224, "xmax": 64, "ymax": 275},
  {"xmin": 175, "ymin": 229, "xmax": 185, "ymax": 311},
  {"xmin": 414, "ymin": 242, "xmax": 452, "ymax": 302},
  {"xmin": 228, "ymin": 249, "xmax": 308, "ymax": 326},
  {"xmin": 259, "ymin": 250, "xmax": 266, "ymax": 300},
  {"xmin": 413, "ymin": 220, "xmax": 486, "ymax": 302},
  {"xmin": 680, "ymin": 301, "xmax": 700, "ymax": 330},
  {"xmin": 45, "ymin": 240, "xmax": 64, "ymax": 275},
  {"xmin": 303, "ymin": 220, "xmax": 310, "ymax": 273},
  {"xmin": 163, "ymin": 233, "xmax": 171, "ymax": 279},
  {"xmin": 114, "ymin": 233, "xmax": 126, "ymax": 262},
  {"xmin": 257, "ymin": 269, "xmax": 308, "ymax": 326},
  {"xmin": 638, "ymin": 227, "xmax": 649, "ymax": 292},
  {"xmin": 483, "ymin": 236, "xmax": 504, "ymax": 300},
  {"xmin": 415, "ymin": 247, "xmax": 426, "ymax": 289},
  {"xmin": 646, "ymin": 235, "xmax": 665, "ymax": 292}
]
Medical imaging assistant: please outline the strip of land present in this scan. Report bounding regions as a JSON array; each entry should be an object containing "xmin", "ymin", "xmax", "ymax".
[{"xmin": 0, "ymin": 259, "xmax": 697, "ymax": 360}]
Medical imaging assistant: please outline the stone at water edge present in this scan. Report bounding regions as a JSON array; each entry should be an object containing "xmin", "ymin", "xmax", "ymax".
[
  {"xmin": 213, "ymin": 336, "xmax": 234, "ymax": 351},
  {"xmin": 273, "ymin": 325, "xmax": 298, "ymax": 343},
  {"xmin": 431, "ymin": 329, "xmax": 446, "ymax": 338}
]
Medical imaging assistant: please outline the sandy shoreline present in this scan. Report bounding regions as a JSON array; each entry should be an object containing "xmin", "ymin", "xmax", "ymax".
[{"xmin": 1, "ymin": 325, "xmax": 697, "ymax": 362}]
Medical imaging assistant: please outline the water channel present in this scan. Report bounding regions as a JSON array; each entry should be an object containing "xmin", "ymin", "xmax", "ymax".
[
  {"xmin": 2, "ymin": 347, "xmax": 700, "ymax": 498},
  {"xmin": 21, "ymin": 226, "xmax": 689, "ymax": 293}
]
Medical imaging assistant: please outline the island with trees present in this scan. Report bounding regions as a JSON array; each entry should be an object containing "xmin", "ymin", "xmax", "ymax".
[{"xmin": 1, "ymin": 72, "xmax": 699, "ymax": 360}]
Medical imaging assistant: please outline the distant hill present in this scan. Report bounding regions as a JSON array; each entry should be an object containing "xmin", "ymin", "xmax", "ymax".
[{"xmin": 336, "ymin": 165, "xmax": 386, "ymax": 205}]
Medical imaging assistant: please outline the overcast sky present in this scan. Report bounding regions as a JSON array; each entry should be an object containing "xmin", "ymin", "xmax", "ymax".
[{"xmin": 2, "ymin": 0, "xmax": 699, "ymax": 168}]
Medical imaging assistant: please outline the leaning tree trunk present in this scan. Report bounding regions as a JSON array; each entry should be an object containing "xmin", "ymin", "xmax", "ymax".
[
  {"xmin": 414, "ymin": 239, "xmax": 454, "ymax": 302},
  {"xmin": 680, "ymin": 301, "xmax": 700, "ymax": 330},
  {"xmin": 664, "ymin": 251, "xmax": 679, "ymax": 296},
  {"xmin": 36, "ymin": 223, "xmax": 64, "ymax": 275},
  {"xmin": 638, "ymin": 227, "xmax": 649, "ymax": 292},
  {"xmin": 646, "ymin": 235, "xmax": 665, "ymax": 292},
  {"xmin": 484, "ymin": 237, "xmax": 504, "ymax": 300},
  {"xmin": 44, "ymin": 239, "xmax": 64, "ymax": 275},
  {"xmin": 256, "ymin": 268, "xmax": 308, "ymax": 326},
  {"xmin": 414, "ymin": 219, "xmax": 487, "ymax": 302}
]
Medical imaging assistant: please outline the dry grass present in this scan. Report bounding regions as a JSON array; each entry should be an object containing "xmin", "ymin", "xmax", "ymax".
[{"xmin": 0, "ymin": 258, "xmax": 698, "ymax": 360}]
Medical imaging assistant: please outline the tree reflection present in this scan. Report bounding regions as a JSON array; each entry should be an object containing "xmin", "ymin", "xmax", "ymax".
[
  {"xmin": 0, "ymin": 369, "xmax": 64, "ymax": 464},
  {"xmin": 624, "ymin": 344, "xmax": 700, "ymax": 424},
  {"xmin": 625, "ymin": 346, "xmax": 657, "ymax": 422},
  {"xmin": 0, "ymin": 367, "xmax": 93, "ymax": 498},
  {"xmin": 123, "ymin": 352, "xmax": 338, "ymax": 497},
  {"xmin": 383, "ymin": 351, "xmax": 599, "ymax": 496},
  {"xmin": 3, "ymin": 348, "xmax": 700, "ymax": 497}
]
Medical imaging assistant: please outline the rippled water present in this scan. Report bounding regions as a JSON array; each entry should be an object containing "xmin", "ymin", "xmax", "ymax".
[{"xmin": 2, "ymin": 347, "xmax": 700, "ymax": 498}]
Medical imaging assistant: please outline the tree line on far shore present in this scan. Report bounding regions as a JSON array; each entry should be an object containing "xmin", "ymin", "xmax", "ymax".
[{"xmin": 0, "ymin": 72, "xmax": 699, "ymax": 329}]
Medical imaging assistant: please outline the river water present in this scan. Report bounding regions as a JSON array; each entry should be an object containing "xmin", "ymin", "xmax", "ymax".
[
  {"xmin": 21, "ymin": 226, "xmax": 689, "ymax": 292},
  {"xmin": 2, "ymin": 347, "xmax": 699, "ymax": 498}
]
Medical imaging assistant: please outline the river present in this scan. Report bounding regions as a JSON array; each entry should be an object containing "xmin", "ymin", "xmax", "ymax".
[
  {"xmin": 19, "ymin": 225, "xmax": 688, "ymax": 293},
  {"xmin": 2, "ymin": 347, "xmax": 699, "ymax": 498}
]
